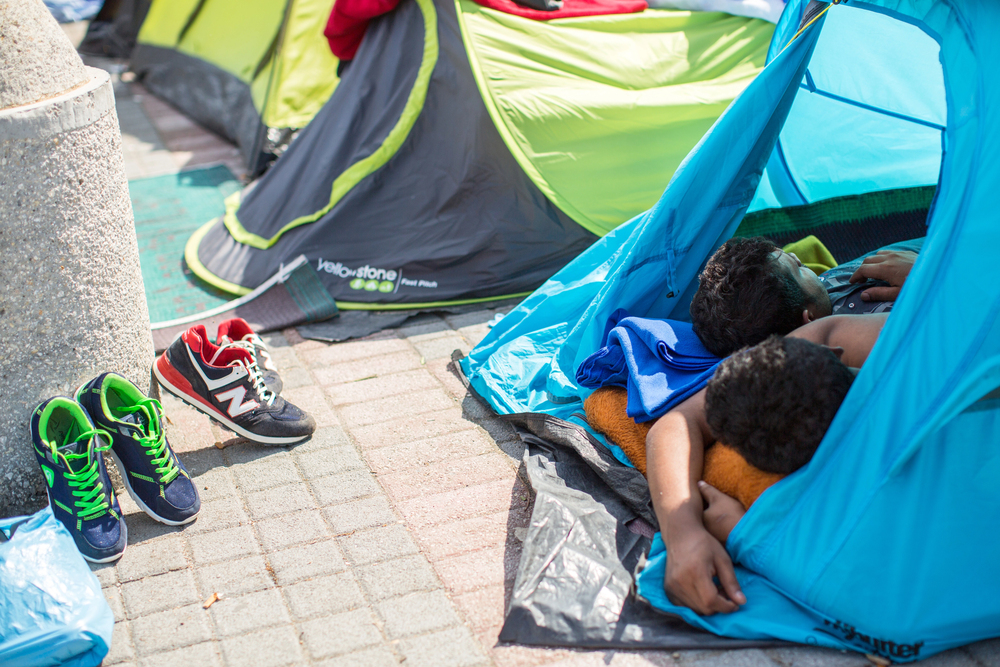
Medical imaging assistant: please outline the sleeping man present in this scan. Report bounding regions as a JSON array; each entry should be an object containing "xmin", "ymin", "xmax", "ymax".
[{"xmin": 646, "ymin": 236, "xmax": 919, "ymax": 615}]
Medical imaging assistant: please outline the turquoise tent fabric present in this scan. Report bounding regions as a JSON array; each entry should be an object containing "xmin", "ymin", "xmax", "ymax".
[{"xmin": 461, "ymin": 0, "xmax": 1000, "ymax": 660}]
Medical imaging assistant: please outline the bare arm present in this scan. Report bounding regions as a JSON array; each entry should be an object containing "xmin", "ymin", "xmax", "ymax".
[
  {"xmin": 788, "ymin": 313, "xmax": 888, "ymax": 368},
  {"xmin": 646, "ymin": 390, "xmax": 746, "ymax": 614}
]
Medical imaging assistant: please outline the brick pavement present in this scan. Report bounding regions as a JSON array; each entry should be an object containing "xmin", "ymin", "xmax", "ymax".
[{"xmin": 83, "ymin": 58, "xmax": 1000, "ymax": 666}]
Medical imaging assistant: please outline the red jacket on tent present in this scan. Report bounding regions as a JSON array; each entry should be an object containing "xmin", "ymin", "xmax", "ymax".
[{"xmin": 325, "ymin": 0, "xmax": 647, "ymax": 60}]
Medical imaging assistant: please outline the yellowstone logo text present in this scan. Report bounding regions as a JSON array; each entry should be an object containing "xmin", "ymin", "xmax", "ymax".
[
  {"xmin": 316, "ymin": 259, "xmax": 438, "ymax": 291},
  {"xmin": 816, "ymin": 620, "xmax": 925, "ymax": 660}
]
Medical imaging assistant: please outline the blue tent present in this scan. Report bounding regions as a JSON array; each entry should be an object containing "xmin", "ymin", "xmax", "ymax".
[{"xmin": 461, "ymin": 0, "xmax": 1000, "ymax": 660}]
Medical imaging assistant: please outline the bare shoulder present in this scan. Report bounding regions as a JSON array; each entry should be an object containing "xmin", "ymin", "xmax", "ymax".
[{"xmin": 788, "ymin": 313, "xmax": 888, "ymax": 367}]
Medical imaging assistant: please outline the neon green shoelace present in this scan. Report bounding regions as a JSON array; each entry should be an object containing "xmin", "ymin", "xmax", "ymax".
[
  {"xmin": 121, "ymin": 398, "xmax": 180, "ymax": 485},
  {"xmin": 58, "ymin": 428, "xmax": 113, "ymax": 520}
]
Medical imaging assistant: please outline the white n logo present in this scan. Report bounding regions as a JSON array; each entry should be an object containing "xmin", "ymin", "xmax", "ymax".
[{"xmin": 214, "ymin": 387, "xmax": 259, "ymax": 417}]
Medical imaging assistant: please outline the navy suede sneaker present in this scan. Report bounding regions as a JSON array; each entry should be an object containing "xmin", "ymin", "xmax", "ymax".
[
  {"xmin": 30, "ymin": 397, "xmax": 127, "ymax": 563},
  {"xmin": 77, "ymin": 373, "xmax": 200, "ymax": 526}
]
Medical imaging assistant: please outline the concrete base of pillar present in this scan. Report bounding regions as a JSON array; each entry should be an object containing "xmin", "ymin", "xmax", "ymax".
[{"xmin": 0, "ymin": 66, "xmax": 154, "ymax": 517}]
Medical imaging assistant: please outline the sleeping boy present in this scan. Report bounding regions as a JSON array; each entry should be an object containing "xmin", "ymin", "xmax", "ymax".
[{"xmin": 697, "ymin": 334, "xmax": 856, "ymax": 546}]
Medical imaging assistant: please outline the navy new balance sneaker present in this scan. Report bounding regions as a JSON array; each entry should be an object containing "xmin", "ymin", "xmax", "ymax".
[
  {"xmin": 30, "ymin": 397, "xmax": 127, "ymax": 563},
  {"xmin": 77, "ymin": 372, "xmax": 200, "ymax": 526},
  {"xmin": 216, "ymin": 317, "xmax": 283, "ymax": 394},
  {"xmin": 154, "ymin": 325, "xmax": 315, "ymax": 445}
]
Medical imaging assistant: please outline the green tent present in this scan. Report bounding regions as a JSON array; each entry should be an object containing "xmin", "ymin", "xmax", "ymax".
[
  {"xmin": 131, "ymin": 0, "xmax": 339, "ymax": 172},
  {"xmin": 188, "ymin": 0, "xmax": 776, "ymax": 307}
]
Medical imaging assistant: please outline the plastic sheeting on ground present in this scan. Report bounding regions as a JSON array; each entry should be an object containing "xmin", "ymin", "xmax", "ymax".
[{"xmin": 0, "ymin": 508, "xmax": 113, "ymax": 667}]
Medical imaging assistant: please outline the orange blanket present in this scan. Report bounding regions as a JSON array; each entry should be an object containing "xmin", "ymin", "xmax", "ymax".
[{"xmin": 583, "ymin": 387, "xmax": 784, "ymax": 509}]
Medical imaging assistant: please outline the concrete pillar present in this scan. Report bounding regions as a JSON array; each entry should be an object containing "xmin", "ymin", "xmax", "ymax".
[{"xmin": 0, "ymin": 0, "xmax": 155, "ymax": 517}]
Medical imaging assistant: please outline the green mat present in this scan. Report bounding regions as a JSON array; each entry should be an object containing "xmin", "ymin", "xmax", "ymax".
[{"xmin": 130, "ymin": 165, "xmax": 242, "ymax": 324}]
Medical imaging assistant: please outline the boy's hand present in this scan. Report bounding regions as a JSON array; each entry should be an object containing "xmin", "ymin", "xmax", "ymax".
[
  {"xmin": 664, "ymin": 523, "xmax": 746, "ymax": 615},
  {"xmin": 698, "ymin": 480, "xmax": 746, "ymax": 545},
  {"xmin": 848, "ymin": 250, "xmax": 917, "ymax": 301}
]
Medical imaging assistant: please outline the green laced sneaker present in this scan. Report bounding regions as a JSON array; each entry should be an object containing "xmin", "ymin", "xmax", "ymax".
[
  {"xmin": 76, "ymin": 373, "xmax": 200, "ymax": 526},
  {"xmin": 30, "ymin": 396, "xmax": 127, "ymax": 563}
]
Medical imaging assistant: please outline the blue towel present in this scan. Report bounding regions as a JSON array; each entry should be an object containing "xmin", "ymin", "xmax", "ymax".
[{"xmin": 576, "ymin": 310, "xmax": 721, "ymax": 422}]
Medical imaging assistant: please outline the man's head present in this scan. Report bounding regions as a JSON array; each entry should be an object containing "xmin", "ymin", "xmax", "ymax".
[
  {"xmin": 705, "ymin": 335, "xmax": 854, "ymax": 475},
  {"xmin": 690, "ymin": 237, "xmax": 832, "ymax": 357}
]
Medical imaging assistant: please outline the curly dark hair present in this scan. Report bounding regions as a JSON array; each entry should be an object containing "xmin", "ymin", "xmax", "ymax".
[
  {"xmin": 705, "ymin": 336, "xmax": 854, "ymax": 474},
  {"xmin": 690, "ymin": 237, "xmax": 814, "ymax": 358}
]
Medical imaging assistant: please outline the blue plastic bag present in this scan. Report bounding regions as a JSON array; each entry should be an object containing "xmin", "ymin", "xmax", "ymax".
[{"xmin": 0, "ymin": 508, "xmax": 113, "ymax": 667}]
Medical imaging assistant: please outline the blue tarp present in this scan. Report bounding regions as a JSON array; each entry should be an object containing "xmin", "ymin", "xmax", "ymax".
[{"xmin": 462, "ymin": 0, "xmax": 1000, "ymax": 659}]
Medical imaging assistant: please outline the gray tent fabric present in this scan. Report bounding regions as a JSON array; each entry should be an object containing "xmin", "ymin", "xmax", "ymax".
[
  {"xmin": 150, "ymin": 255, "xmax": 339, "ymax": 352},
  {"xmin": 191, "ymin": 0, "xmax": 597, "ymax": 305},
  {"xmin": 130, "ymin": 44, "xmax": 269, "ymax": 172}
]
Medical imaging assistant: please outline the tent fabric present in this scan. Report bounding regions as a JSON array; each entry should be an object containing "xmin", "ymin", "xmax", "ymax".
[
  {"xmin": 188, "ymin": 0, "xmax": 774, "ymax": 308},
  {"xmin": 468, "ymin": 0, "xmax": 647, "ymax": 22},
  {"xmin": 462, "ymin": 0, "xmax": 1000, "ymax": 659},
  {"xmin": 647, "ymin": 0, "xmax": 785, "ymax": 22},
  {"xmin": 189, "ymin": 0, "xmax": 596, "ymax": 305},
  {"xmin": 458, "ymin": 2, "xmax": 773, "ymax": 234},
  {"xmin": 131, "ymin": 0, "xmax": 338, "ymax": 171}
]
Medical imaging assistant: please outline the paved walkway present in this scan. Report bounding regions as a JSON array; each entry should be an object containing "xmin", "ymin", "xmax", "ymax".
[{"xmin": 87, "ymin": 59, "xmax": 1000, "ymax": 667}]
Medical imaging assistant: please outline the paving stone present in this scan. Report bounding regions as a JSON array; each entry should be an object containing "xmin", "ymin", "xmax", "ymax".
[
  {"xmin": 363, "ymin": 430, "xmax": 497, "ymax": 474},
  {"xmin": 187, "ymin": 525, "xmax": 260, "ymax": 565},
  {"xmin": 309, "ymin": 337, "xmax": 413, "ymax": 366},
  {"xmin": 674, "ymin": 649, "xmax": 780, "ymax": 667},
  {"xmin": 339, "ymin": 389, "xmax": 456, "ymax": 427},
  {"xmin": 299, "ymin": 608, "xmax": 384, "ymax": 659},
  {"xmin": 104, "ymin": 584, "xmax": 126, "ymax": 622},
  {"xmin": 396, "ymin": 477, "xmax": 531, "ymax": 529},
  {"xmin": 425, "ymin": 357, "xmax": 470, "ymax": 401},
  {"xmin": 325, "ymin": 369, "xmax": 439, "ymax": 406},
  {"xmin": 220, "ymin": 625, "xmax": 304, "ymax": 667},
  {"xmin": 90, "ymin": 561, "xmax": 118, "ymax": 588},
  {"xmin": 339, "ymin": 524, "xmax": 420, "ymax": 566},
  {"xmin": 293, "ymin": 425, "xmax": 353, "ymax": 453},
  {"xmin": 410, "ymin": 334, "xmax": 470, "ymax": 362},
  {"xmin": 119, "ymin": 510, "xmax": 185, "ymax": 546},
  {"xmin": 316, "ymin": 647, "xmax": 400, "ymax": 667},
  {"xmin": 227, "ymin": 450, "xmax": 302, "ymax": 492},
  {"xmin": 116, "ymin": 536, "xmax": 188, "ymax": 582},
  {"xmin": 452, "ymin": 584, "xmax": 507, "ymax": 634},
  {"xmin": 323, "ymin": 495, "xmax": 397, "ymax": 534},
  {"xmin": 763, "ymin": 647, "xmax": 871, "ymax": 667},
  {"xmin": 966, "ymin": 638, "xmax": 1000, "ymax": 665},
  {"xmin": 314, "ymin": 351, "xmax": 425, "ymax": 386},
  {"xmin": 351, "ymin": 409, "xmax": 476, "ymax": 450},
  {"xmin": 105, "ymin": 620, "xmax": 135, "ymax": 665},
  {"xmin": 183, "ymin": 495, "xmax": 249, "ymax": 534},
  {"xmin": 355, "ymin": 554, "xmax": 441, "ymax": 601},
  {"xmin": 210, "ymin": 588, "xmax": 290, "ymax": 637},
  {"xmin": 397, "ymin": 625, "xmax": 488, "ymax": 667},
  {"xmin": 457, "ymin": 324, "xmax": 492, "ymax": 348},
  {"xmin": 294, "ymin": 444, "xmax": 367, "ymax": 479},
  {"xmin": 377, "ymin": 453, "xmax": 514, "ymax": 503},
  {"xmin": 267, "ymin": 345, "xmax": 302, "ymax": 372},
  {"xmin": 277, "ymin": 366, "xmax": 314, "ymax": 391},
  {"xmin": 255, "ymin": 509, "xmax": 330, "ymax": 551},
  {"xmin": 375, "ymin": 590, "xmax": 461, "ymax": 639},
  {"xmin": 245, "ymin": 482, "xmax": 315, "ymax": 519},
  {"xmin": 914, "ymin": 648, "xmax": 980, "ymax": 667},
  {"xmin": 416, "ymin": 508, "xmax": 526, "ymax": 561},
  {"xmin": 138, "ymin": 641, "xmax": 221, "ymax": 667},
  {"xmin": 194, "ymin": 555, "xmax": 273, "ymax": 598},
  {"xmin": 310, "ymin": 469, "xmax": 382, "ymax": 506},
  {"xmin": 267, "ymin": 538, "xmax": 347, "ymax": 586},
  {"xmin": 488, "ymin": 642, "xmax": 576, "ymax": 667},
  {"xmin": 122, "ymin": 569, "xmax": 200, "ymax": 619},
  {"xmin": 131, "ymin": 603, "xmax": 213, "ymax": 656},
  {"xmin": 281, "ymin": 384, "xmax": 340, "ymax": 428},
  {"xmin": 283, "ymin": 570, "xmax": 365, "ymax": 620},
  {"xmin": 434, "ymin": 544, "xmax": 517, "ymax": 595},
  {"xmin": 187, "ymin": 465, "xmax": 238, "ymax": 503}
]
